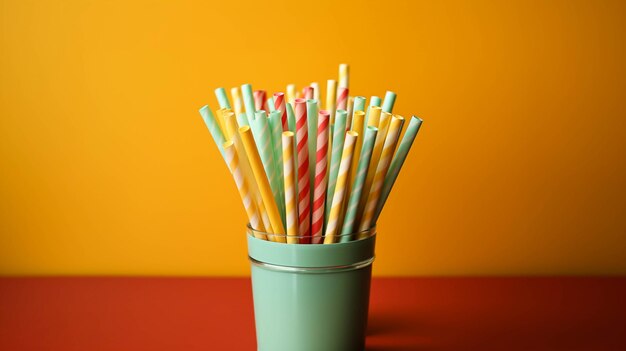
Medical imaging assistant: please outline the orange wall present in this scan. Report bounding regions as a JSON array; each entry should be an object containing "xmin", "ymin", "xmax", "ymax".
[{"xmin": 1, "ymin": 0, "xmax": 625, "ymax": 276}]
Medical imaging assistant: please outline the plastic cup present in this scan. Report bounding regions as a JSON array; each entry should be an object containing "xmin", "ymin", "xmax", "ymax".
[{"xmin": 247, "ymin": 227, "xmax": 376, "ymax": 351}]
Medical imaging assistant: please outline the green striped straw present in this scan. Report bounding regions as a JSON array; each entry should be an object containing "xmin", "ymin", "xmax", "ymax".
[
  {"xmin": 370, "ymin": 96, "xmax": 381, "ymax": 107},
  {"xmin": 381, "ymin": 91, "xmax": 396, "ymax": 113},
  {"xmin": 325, "ymin": 109, "xmax": 348, "ymax": 223},
  {"xmin": 199, "ymin": 105, "xmax": 226, "ymax": 159},
  {"xmin": 340, "ymin": 126, "xmax": 378, "ymax": 241},
  {"xmin": 241, "ymin": 84, "xmax": 255, "ymax": 122},
  {"xmin": 236, "ymin": 112, "xmax": 249, "ymax": 127},
  {"xmin": 267, "ymin": 97, "xmax": 275, "ymax": 112},
  {"xmin": 268, "ymin": 110, "xmax": 286, "ymax": 225},
  {"xmin": 251, "ymin": 110, "xmax": 284, "ymax": 223},
  {"xmin": 306, "ymin": 99, "xmax": 318, "ymax": 206},
  {"xmin": 214, "ymin": 87, "xmax": 231, "ymax": 109},
  {"xmin": 373, "ymin": 116, "xmax": 423, "ymax": 223},
  {"xmin": 351, "ymin": 96, "xmax": 366, "ymax": 129}
]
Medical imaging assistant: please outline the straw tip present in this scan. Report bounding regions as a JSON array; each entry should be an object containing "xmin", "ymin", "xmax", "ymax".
[
  {"xmin": 282, "ymin": 131, "xmax": 294, "ymax": 137},
  {"xmin": 215, "ymin": 87, "xmax": 225, "ymax": 93}
]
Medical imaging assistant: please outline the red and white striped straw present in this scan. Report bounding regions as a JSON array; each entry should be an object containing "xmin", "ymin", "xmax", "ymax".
[
  {"xmin": 294, "ymin": 98, "xmax": 311, "ymax": 243},
  {"xmin": 310, "ymin": 110, "xmax": 330, "ymax": 243},
  {"xmin": 304, "ymin": 86, "xmax": 314, "ymax": 100},
  {"xmin": 336, "ymin": 87, "xmax": 349, "ymax": 111},
  {"xmin": 273, "ymin": 92, "xmax": 288, "ymax": 130},
  {"xmin": 253, "ymin": 90, "xmax": 267, "ymax": 112}
]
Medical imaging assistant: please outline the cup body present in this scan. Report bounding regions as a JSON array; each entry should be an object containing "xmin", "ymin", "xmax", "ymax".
[{"xmin": 247, "ymin": 230, "xmax": 376, "ymax": 351}]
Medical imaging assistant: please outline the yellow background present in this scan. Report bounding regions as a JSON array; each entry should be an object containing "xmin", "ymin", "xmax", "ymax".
[{"xmin": 1, "ymin": 0, "xmax": 625, "ymax": 276}]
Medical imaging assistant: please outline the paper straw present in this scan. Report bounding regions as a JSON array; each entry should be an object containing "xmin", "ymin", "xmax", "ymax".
[
  {"xmin": 324, "ymin": 131, "xmax": 357, "ymax": 244},
  {"xmin": 310, "ymin": 110, "xmax": 330, "ymax": 243},
  {"xmin": 382, "ymin": 91, "xmax": 396, "ymax": 113},
  {"xmin": 231, "ymin": 87, "xmax": 244, "ymax": 117},
  {"xmin": 347, "ymin": 96, "xmax": 355, "ymax": 125},
  {"xmin": 267, "ymin": 97, "xmax": 275, "ymax": 112},
  {"xmin": 215, "ymin": 108, "xmax": 231, "ymax": 139},
  {"xmin": 287, "ymin": 102, "xmax": 296, "ymax": 133},
  {"xmin": 336, "ymin": 87, "xmax": 349, "ymax": 113},
  {"xmin": 215, "ymin": 87, "xmax": 231, "ymax": 109},
  {"xmin": 223, "ymin": 141, "xmax": 266, "ymax": 239},
  {"xmin": 294, "ymin": 98, "xmax": 311, "ymax": 243},
  {"xmin": 325, "ymin": 109, "xmax": 347, "ymax": 222},
  {"xmin": 370, "ymin": 96, "xmax": 381, "ymax": 107},
  {"xmin": 237, "ymin": 112, "xmax": 249, "ymax": 127},
  {"xmin": 251, "ymin": 111, "xmax": 284, "ymax": 227},
  {"xmin": 356, "ymin": 106, "xmax": 383, "ymax": 223},
  {"xmin": 359, "ymin": 115, "xmax": 404, "ymax": 231},
  {"xmin": 225, "ymin": 113, "xmax": 272, "ymax": 234},
  {"xmin": 282, "ymin": 131, "xmax": 299, "ymax": 244},
  {"xmin": 241, "ymin": 84, "xmax": 255, "ymax": 122},
  {"xmin": 286, "ymin": 84, "xmax": 296, "ymax": 105},
  {"xmin": 268, "ymin": 110, "xmax": 286, "ymax": 224},
  {"xmin": 240, "ymin": 126, "xmax": 286, "ymax": 240},
  {"xmin": 304, "ymin": 86, "xmax": 313, "ymax": 100},
  {"xmin": 326, "ymin": 79, "xmax": 337, "ymax": 121},
  {"xmin": 220, "ymin": 110, "xmax": 236, "ymax": 141},
  {"xmin": 272, "ymin": 93, "xmax": 288, "ymax": 130},
  {"xmin": 349, "ymin": 110, "xmax": 366, "ymax": 188},
  {"xmin": 306, "ymin": 99, "xmax": 318, "ymax": 205},
  {"xmin": 199, "ymin": 105, "xmax": 226, "ymax": 159},
  {"xmin": 338, "ymin": 63, "xmax": 349, "ymax": 89},
  {"xmin": 253, "ymin": 90, "xmax": 267, "ymax": 112},
  {"xmin": 310, "ymin": 82, "xmax": 320, "ymax": 102},
  {"xmin": 377, "ymin": 111, "xmax": 393, "ymax": 146},
  {"xmin": 352, "ymin": 97, "xmax": 366, "ymax": 124},
  {"xmin": 341, "ymin": 126, "xmax": 377, "ymax": 240},
  {"xmin": 373, "ymin": 116, "xmax": 423, "ymax": 223}
]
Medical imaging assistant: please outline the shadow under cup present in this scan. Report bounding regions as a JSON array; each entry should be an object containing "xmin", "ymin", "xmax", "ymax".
[{"xmin": 247, "ymin": 227, "xmax": 377, "ymax": 351}]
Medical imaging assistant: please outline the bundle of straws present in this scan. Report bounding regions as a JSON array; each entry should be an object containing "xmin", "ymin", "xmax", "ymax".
[{"xmin": 199, "ymin": 64, "xmax": 423, "ymax": 244}]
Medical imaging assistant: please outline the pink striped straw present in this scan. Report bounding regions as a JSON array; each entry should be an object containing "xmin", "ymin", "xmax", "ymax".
[
  {"xmin": 273, "ymin": 93, "xmax": 288, "ymax": 130},
  {"xmin": 311, "ymin": 110, "xmax": 330, "ymax": 243},
  {"xmin": 304, "ymin": 86, "xmax": 314, "ymax": 100},
  {"xmin": 336, "ymin": 87, "xmax": 349, "ymax": 111},
  {"xmin": 294, "ymin": 98, "xmax": 311, "ymax": 243},
  {"xmin": 253, "ymin": 90, "xmax": 267, "ymax": 112}
]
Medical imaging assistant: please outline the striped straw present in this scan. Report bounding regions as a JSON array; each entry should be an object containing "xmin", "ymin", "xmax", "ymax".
[
  {"xmin": 273, "ymin": 93, "xmax": 288, "ymax": 130},
  {"xmin": 356, "ymin": 106, "xmax": 383, "ymax": 224},
  {"xmin": 347, "ymin": 96, "xmax": 355, "ymax": 125},
  {"xmin": 373, "ymin": 116, "xmax": 423, "ymax": 223},
  {"xmin": 382, "ymin": 91, "xmax": 397, "ymax": 113},
  {"xmin": 336, "ymin": 87, "xmax": 349, "ymax": 112},
  {"xmin": 338, "ymin": 63, "xmax": 349, "ymax": 89},
  {"xmin": 370, "ymin": 96, "xmax": 382, "ymax": 107},
  {"xmin": 349, "ymin": 110, "xmax": 366, "ymax": 188},
  {"xmin": 286, "ymin": 102, "xmax": 296, "ymax": 134},
  {"xmin": 311, "ymin": 110, "xmax": 330, "ymax": 243},
  {"xmin": 251, "ymin": 111, "xmax": 284, "ymax": 227},
  {"xmin": 241, "ymin": 84, "xmax": 255, "ymax": 122},
  {"xmin": 199, "ymin": 105, "xmax": 226, "ymax": 159},
  {"xmin": 310, "ymin": 82, "xmax": 320, "ymax": 102},
  {"xmin": 253, "ymin": 90, "xmax": 267, "ymax": 112},
  {"xmin": 294, "ymin": 98, "xmax": 311, "ymax": 243},
  {"xmin": 225, "ymin": 113, "xmax": 272, "ymax": 234},
  {"xmin": 215, "ymin": 108, "xmax": 231, "ymax": 139},
  {"xmin": 286, "ymin": 84, "xmax": 296, "ymax": 105},
  {"xmin": 236, "ymin": 112, "xmax": 250, "ymax": 127},
  {"xmin": 324, "ymin": 131, "xmax": 358, "ymax": 244},
  {"xmin": 268, "ymin": 110, "xmax": 285, "ymax": 224},
  {"xmin": 223, "ymin": 141, "xmax": 266, "ymax": 239},
  {"xmin": 352, "ymin": 97, "xmax": 366, "ymax": 125},
  {"xmin": 325, "ymin": 109, "xmax": 347, "ymax": 223},
  {"xmin": 359, "ymin": 115, "xmax": 404, "ymax": 231},
  {"xmin": 326, "ymin": 79, "xmax": 337, "ymax": 121},
  {"xmin": 341, "ymin": 126, "xmax": 377, "ymax": 240},
  {"xmin": 282, "ymin": 131, "xmax": 299, "ymax": 244},
  {"xmin": 240, "ymin": 126, "xmax": 286, "ymax": 240},
  {"xmin": 231, "ymin": 87, "xmax": 244, "ymax": 117},
  {"xmin": 215, "ymin": 87, "xmax": 231, "ymax": 109},
  {"xmin": 304, "ymin": 86, "xmax": 314, "ymax": 100},
  {"xmin": 306, "ymin": 99, "xmax": 318, "ymax": 207},
  {"xmin": 266, "ymin": 97, "xmax": 275, "ymax": 112}
]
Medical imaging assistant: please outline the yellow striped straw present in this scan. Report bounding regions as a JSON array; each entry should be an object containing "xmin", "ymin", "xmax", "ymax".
[
  {"xmin": 349, "ymin": 111, "xmax": 365, "ymax": 188},
  {"xmin": 286, "ymin": 84, "xmax": 296, "ymax": 106},
  {"xmin": 216, "ymin": 108, "xmax": 232, "ymax": 140},
  {"xmin": 324, "ymin": 131, "xmax": 358, "ymax": 244},
  {"xmin": 225, "ymin": 113, "xmax": 273, "ymax": 235},
  {"xmin": 359, "ymin": 115, "xmax": 404, "ymax": 231},
  {"xmin": 223, "ymin": 141, "xmax": 267, "ymax": 240},
  {"xmin": 231, "ymin": 87, "xmax": 244, "ymax": 117},
  {"xmin": 240, "ymin": 126, "xmax": 286, "ymax": 242},
  {"xmin": 282, "ymin": 131, "xmax": 299, "ymax": 244},
  {"xmin": 338, "ymin": 63, "xmax": 349, "ymax": 89},
  {"xmin": 356, "ymin": 106, "xmax": 383, "ymax": 223},
  {"xmin": 326, "ymin": 79, "xmax": 337, "ymax": 122}
]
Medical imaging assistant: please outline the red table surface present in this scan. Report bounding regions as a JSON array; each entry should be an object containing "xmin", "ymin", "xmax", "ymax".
[{"xmin": 1, "ymin": 277, "xmax": 625, "ymax": 350}]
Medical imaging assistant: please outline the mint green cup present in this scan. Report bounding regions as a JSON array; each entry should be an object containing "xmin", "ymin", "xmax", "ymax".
[{"xmin": 247, "ymin": 227, "xmax": 376, "ymax": 351}]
